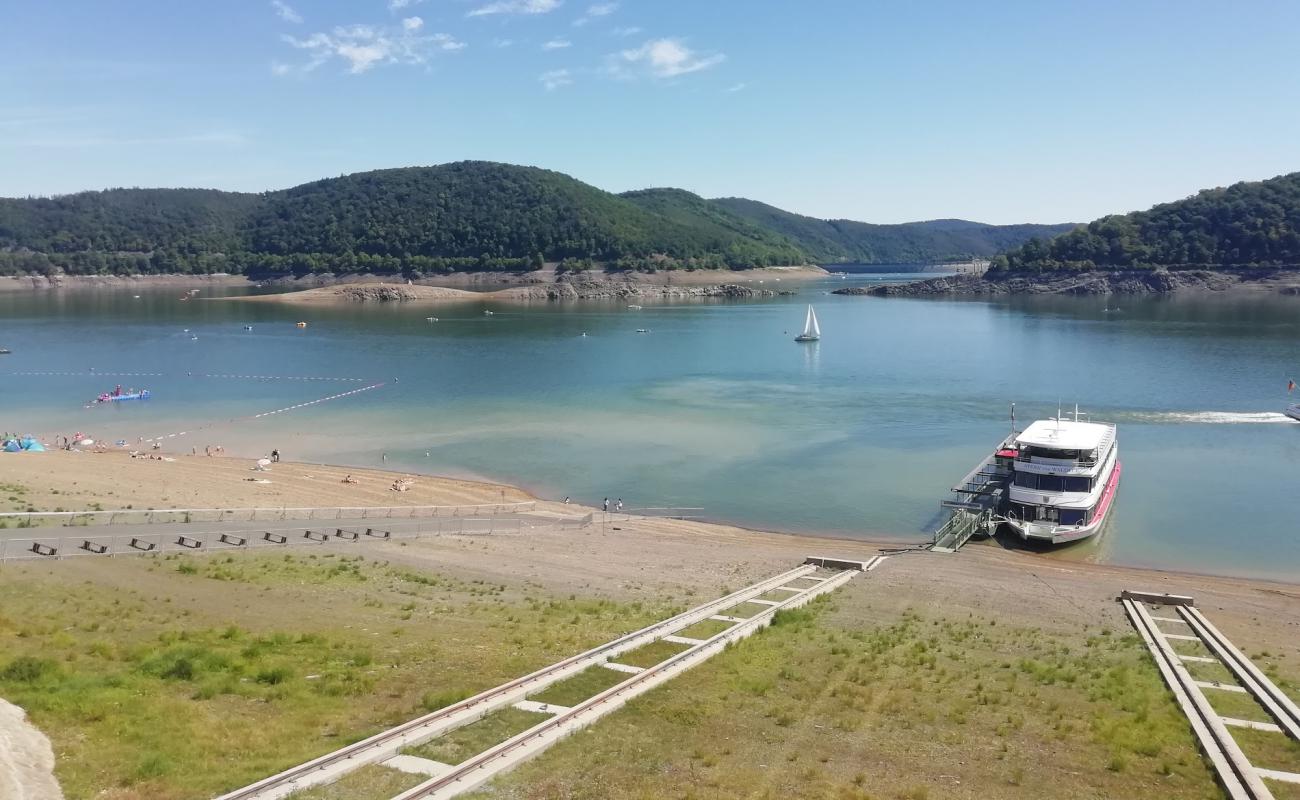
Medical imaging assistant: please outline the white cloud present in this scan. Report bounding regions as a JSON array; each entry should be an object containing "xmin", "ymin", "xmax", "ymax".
[
  {"xmin": 468, "ymin": 0, "xmax": 561, "ymax": 17},
  {"xmin": 542, "ymin": 39, "xmax": 571, "ymax": 50},
  {"xmin": 271, "ymin": 61, "xmax": 292, "ymax": 76},
  {"xmin": 539, "ymin": 68, "xmax": 572, "ymax": 90},
  {"xmin": 618, "ymin": 38, "xmax": 724, "ymax": 78},
  {"xmin": 726, "ymin": 82, "xmax": 746, "ymax": 92},
  {"xmin": 271, "ymin": 0, "xmax": 302, "ymax": 23},
  {"xmin": 611, "ymin": 26, "xmax": 641, "ymax": 36},
  {"xmin": 281, "ymin": 22, "xmax": 465, "ymax": 74},
  {"xmin": 573, "ymin": 2, "xmax": 615, "ymax": 26},
  {"xmin": 388, "ymin": 0, "xmax": 421, "ymax": 9}
]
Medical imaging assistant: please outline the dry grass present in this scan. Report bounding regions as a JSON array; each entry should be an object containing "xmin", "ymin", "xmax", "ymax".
[
  {"xmin": 403, "ymin": 707, "xmax": 549, "ymax": 765},
  {"xmin": 613, "ymin": 639, "xmax": 691, "ymax": 669},
  {"xmin": 527, "ymin": 666, "xmax": 627, "ymax": 707},
  {"xmin": 284, "ymin": 765, "xmax": 422, "ymax": 800},
  {"xmin": 676, "ymin": 618, "xmax": 735, "ymax": 640},
  {"xmin": 460, "ymin": 597, "xmax": 1227, "ymax": 800},
  {"xmin": 0, "ymin": 551, "xmax": 672, "ymax": 800}
]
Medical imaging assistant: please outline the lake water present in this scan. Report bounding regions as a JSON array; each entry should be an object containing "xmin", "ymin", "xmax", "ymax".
[{"xmin": 2, "ymin": 274, "xmax": 1298, "ymax": 581}]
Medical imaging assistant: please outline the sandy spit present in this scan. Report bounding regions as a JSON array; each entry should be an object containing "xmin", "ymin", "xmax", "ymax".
[{"xmin": 0, "ymin": 700, "xmax": 63, "ymax": 800}]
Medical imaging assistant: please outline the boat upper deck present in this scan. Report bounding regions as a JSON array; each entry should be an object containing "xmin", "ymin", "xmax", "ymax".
[{"xmin": 1015, "ymin": 419, "xmax": 1113, "ymax": 451}]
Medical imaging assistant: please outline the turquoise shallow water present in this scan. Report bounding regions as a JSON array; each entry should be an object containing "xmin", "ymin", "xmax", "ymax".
[{"xmin": 2, "ymin": 275, "xmax": 1298, "ymax": 581}]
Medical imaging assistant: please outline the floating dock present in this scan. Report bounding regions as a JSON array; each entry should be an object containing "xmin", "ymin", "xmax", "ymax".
[{"xmin": 931, "ymin": 434, "xmax": 1015, "ymax": 552}]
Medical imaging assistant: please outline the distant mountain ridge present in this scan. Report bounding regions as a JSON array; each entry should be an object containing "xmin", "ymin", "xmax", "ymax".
[
  {"xmin": 0, "ymin": 160, "xmax": 1065, "ymax": 276},
  {"xmin": 710, "ymin": 197, "xmax": 1076, "ymax": 264},
  {"xmin": 995, "ymin": 171, "xmax": 1300, "ymax": 271}
]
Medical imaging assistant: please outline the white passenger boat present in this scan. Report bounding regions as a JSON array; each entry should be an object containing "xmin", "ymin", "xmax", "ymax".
[{"xmin": 1003, "ymin": 410, "xmax": 1121, "ymax": 544}]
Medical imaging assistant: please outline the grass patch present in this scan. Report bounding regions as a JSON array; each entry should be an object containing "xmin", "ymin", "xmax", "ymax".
[
  {"xmin": 613, "ymin": 639, "xmax": 690, "ymax": 669},
  {"xmin": 1205, "ymin": 686, "xmax": 1274, "ymax": 723},
  {"xmin": 284, "ymin": 764, "xmax": 424, "ymax": 800},
  {"xmin": 1183, "ymin": 659, "xmax": 1238, "ymax": 685},
  {"xmin": 1265, "ymin": 778, "xmax": 1300, "ymax": 800},
  {"xmin": 403, "ymin": 707, "xmax": 549, "ymax": 765},
  {"xmin": 528, "ymin": 666, "xmax": 628, "ymax": 707},
  {"xmin": 725, "ymin": 601, "xmax": 773, "ymax": 619},
  {"xmin": 1165, "ymin": 637, "xmax": 1211, "ymax": 657},
  {"xmin": 675, "ymin": 619, "xmax": 734, "ymax": 640},
  {"xmin": 755, "ymin": 588, "xmax": 800, "ymax": 603},
  {"xmin": 1229, "ymin": 726, "xmax": 1300, "ymax": 773},
  {"xmin": 460, "ymin": 599, "xmax": 1225, "ymax": 800},
  {"xmin": 0, "ymin": 553, "xmax": 672, "ymax": 800}
]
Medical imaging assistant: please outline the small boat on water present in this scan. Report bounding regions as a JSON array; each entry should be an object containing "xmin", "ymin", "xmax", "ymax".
[
  {"xmin": 628, "ymin": 304, "xmax": 643, "ymax": 310},
  {"xmin": 0, "ymin": 348, "xmax": 10, "ymax": 355},
  {"xmin": 1002, "ymin": 408, "xmax": 1121, "ymax": 545},
  {"xmin": 1285, "ymin": 404, "xmax": 1300, "ymax": 422},
  {"xmin": 96, "ymin": 389, "xmax": 151, "ymax": 403},
  {"xmin": 794, "ymin": 305, "xmax": 821, "ymax": 342}
]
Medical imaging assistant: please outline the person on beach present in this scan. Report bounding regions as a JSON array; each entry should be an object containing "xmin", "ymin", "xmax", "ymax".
[
  {"xmin": 602, "ymin": 497, "xmax": 609, "ymax": 512},
  {"xmin": 616, "ymin": 498, "xmax": 623, "ymax": 512},
  {"xmin": 564, "ymin": 496, "xmax": 570, "ymax": 504},
  {"xmin": 271, "ymin": 449, "xmax": 280, "ymax": 463}
]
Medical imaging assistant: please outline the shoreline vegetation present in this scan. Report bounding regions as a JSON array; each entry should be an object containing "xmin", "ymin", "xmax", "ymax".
[{"xmin": 0, "ymin": 453, "xmax": 1297, "ymax": 799}]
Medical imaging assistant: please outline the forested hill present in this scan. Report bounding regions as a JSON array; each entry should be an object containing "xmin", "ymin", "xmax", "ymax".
[
  {"xmin": 994, "ymin": 172, "xmax": 1300, "ymax": 271},
  {"xmin": 711, "ymin": 197, "xmax": 1075, "ymax": 264},
  {"xmin": 1, "ymin": 160, "xmax": 1060, "ymax": 277}
]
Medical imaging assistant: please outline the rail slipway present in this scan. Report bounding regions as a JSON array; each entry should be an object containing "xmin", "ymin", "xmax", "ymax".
[{"xmin": 216, "ymin": 556, "xmax": 885, "ymax": 800}]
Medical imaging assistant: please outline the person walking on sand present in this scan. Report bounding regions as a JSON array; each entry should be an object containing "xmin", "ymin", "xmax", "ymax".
[
  {"xmin": 616, "ymin": 498, "xmax": 623, "ymax": 513},
  {"xmin": 602, "ymin": 497, "xmax": 609, "ymax": 513},
  {"xmin": 271, "ymin": 448, "xmax": 280, "ymax": 463}
]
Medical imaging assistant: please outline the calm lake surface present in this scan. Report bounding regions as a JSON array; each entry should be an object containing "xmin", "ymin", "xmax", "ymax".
[{"xmin": 2, "ymin": 273, "xmax": 1298, "ymax": 581}]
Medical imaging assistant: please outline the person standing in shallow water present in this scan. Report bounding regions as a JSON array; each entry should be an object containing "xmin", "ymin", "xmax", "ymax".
[{"xmin": 616, "ymin": 498, "xmax": 623, "ymax": 513}]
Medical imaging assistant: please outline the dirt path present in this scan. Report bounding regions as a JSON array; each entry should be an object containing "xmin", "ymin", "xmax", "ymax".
[{"xmin": 0, "ymin": 699, "xmax": 62, "ymax": 800}]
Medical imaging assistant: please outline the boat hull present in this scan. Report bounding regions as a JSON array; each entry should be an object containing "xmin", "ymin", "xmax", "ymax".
[
  {"xmin": 1005, "ymin": 460, "xmax": 1121, "ymax": 545},
  {"xmin": 1286, "ymin": 404, "xmax": 1300, "ymax": 422},
  {"xmin": 794, "ymin": 335, "xmax": 819, "ymax": 342}
]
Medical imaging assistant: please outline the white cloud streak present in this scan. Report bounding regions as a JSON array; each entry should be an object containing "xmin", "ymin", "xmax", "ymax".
[
  {"xmin": 611, "ymin": 26, "xmax": 641, "ymax": 37},
  {"xmin": 281, "ymin": 22, "xmax": 465, "ymax": 74},
  {"xmin": 542, "ymin": 39, "xmax": 571, "ymax": 50},
  {"xmin": 539, "ymin": 68, "xmax": 573, "ymax": 90},
  {"xmin": 468, "ymin": 0, "xmax": 561, "ymax": 17},
  {"xmin": 271, "ymin": 0, "xmax": 302, "ymax": 23},
  {"xmin": 617, "ymin": 38, "xmax": 724, "ymax": 78},
  {"xmin": 388, "ymin": 0, "xmax": 422, "ymax": 9}
]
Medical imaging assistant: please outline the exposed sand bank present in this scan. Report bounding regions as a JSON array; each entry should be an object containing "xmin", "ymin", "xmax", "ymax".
[
  {"xmin": 0, "ymin": 274, "xmax": 250, "ymax": 293},
  {"xmin": 0, "ymin": 700, "xmax": 62, "ymax": 800},
  {"xmin": 0, "ymin": 451, "xmax": 530, "ymax": 513}
]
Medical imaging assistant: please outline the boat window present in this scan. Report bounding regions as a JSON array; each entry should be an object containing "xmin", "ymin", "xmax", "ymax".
[
  {"xmin": 1013, "ymin": 472, "xmax": 1037, "ymax": 489},
  {"xmin": 1059, "ymin": 509, "xmax": 1086, "ymax": 525},
  {"xmin": 1063, "ymin": 476, "xmax": 1091, "ymax": 492},
  {"xmin": 1038, "ymin": 475, "xmax": 1066, "ymax": 492}
]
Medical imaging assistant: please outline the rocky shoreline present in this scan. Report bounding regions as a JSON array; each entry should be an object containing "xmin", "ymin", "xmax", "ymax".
[{"xmin": 834, "ymin": 268, "xmax": 1300, "ymax": 297}]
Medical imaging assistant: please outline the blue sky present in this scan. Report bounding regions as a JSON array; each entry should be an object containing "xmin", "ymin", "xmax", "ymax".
[{"xmin": 3, "ymin": 0, "xmax": 1299, "ymax": 224}]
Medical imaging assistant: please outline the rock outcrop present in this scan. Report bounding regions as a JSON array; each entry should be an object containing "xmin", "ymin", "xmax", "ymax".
[{"xmin": 833, "ymin": 269, "xmax": 1300, "ymax": 297}]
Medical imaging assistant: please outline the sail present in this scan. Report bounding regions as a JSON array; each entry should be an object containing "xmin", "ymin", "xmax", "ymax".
[{"xmin": 808, "ymin": 306, "xmax": 820, "ymax": 338}]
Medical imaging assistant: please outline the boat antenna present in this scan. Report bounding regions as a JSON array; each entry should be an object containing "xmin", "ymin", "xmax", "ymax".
[{"xmin": 1010, "ymin": 402, "xmax": 1016, "ymax": 436}]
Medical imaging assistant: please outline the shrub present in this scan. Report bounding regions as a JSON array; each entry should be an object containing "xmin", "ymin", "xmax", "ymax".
[{"xmin": 2, "ymin": 656, "xmax": 58, "ymax": 682}]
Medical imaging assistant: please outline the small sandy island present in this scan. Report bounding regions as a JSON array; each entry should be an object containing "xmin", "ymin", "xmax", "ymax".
[{"xmin": 0, "ymin": 700, "xmax": 62, "ymax": 800}]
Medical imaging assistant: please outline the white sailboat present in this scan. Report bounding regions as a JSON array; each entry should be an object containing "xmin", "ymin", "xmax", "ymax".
[{"xmin": 794, "ymin": 305, "xmax": 821, "ymax": 342}]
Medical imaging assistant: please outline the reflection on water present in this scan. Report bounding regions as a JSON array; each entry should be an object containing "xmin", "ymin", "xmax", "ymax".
[{"xmin": 2, "ymin": 277, "xmax": 1299, "ymax": 581}]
